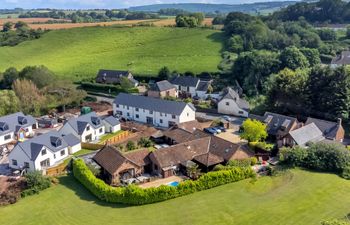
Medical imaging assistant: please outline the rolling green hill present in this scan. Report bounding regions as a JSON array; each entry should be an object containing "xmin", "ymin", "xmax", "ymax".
[
  {"xmin": 0, "ymin": 27, "xmax": 224, "ymax": 80},
  {"xmin": 0, "ymin": 169, "xmax": 349, "ymax": 225}
]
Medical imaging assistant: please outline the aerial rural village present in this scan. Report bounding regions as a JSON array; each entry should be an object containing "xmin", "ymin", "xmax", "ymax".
[{"xmin": 1, "ymin": 0, "xmax": 350, "ymax": 225}]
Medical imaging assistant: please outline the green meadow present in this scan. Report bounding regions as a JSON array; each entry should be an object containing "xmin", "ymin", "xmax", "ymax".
[
  {"xmin": 0, "ymin": 169, "xmax": 349, "ymax": 225},
  {"xmin": 0, "ymin": 27, "xmax": 224, "ymax": 80}
]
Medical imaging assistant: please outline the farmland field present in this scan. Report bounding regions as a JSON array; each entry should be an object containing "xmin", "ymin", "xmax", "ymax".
[
  {"xmin": 0, "ymin": 17, "xmax": 70, "ymax": 26},
  {"xmin": 0, "ymin": 169, "xmax": 349, "ymax": 225},
  {"xmin": 0, "ymin": 26, "xmax": 224, "ymax": 80}
]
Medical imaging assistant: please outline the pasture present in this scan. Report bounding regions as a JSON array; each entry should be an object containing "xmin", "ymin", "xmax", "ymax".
[
  {"xmin": 0, "ymin": 169, "xmax": 349, "ymax": 225},
  {"xmin": 0, "ymin": 26, "xmax": 224, "ymax": 80}
]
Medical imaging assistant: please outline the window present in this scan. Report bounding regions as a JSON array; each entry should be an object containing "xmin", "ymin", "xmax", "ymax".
[
  {"xmin": 12, "ymin": 159, "xmax": 17, "ymax": 166},
  {"xmin": 136, "ymin": 114, "xmax": 139, "ymax": 119},
  {"xmin": 99, "ymin": 128, "xmax": 103, "ymax": 133},
  {"xmin": 4, "ymin": 134, "xmax": 11, "ymax": 140},
  {"xmin": 160, "ymin": 113, "xmax": 163, "ymax": 117},
  {"xmin": 143, "ymin": 109, "xmax": 145, "ymax": 112},
  {"xmin": 160, "ymin": 119, "xmax": 163, "ymax": 124},
  {"xmin": 187, "ymin": 113, "xmax": 189, "ymax": 116},
  {"xmin": 54, "ymin": 154, "xmax": 56, "ymax": 159},
  {"xmin": 127, "ymin": 106, "xmax": 129, "ymax": 110},
  {"xmin": 226, "ymin": 102, "xmax": 229, "ymax": 106},
  {"xmin": 24, "ymin": 162, "xmax": 30, "ymax": 168},
  {"xmin": 149, "ymin": 110, "xmax": 153, "ymax": 115},
  {"xmin": 135, "ymin": 108, "xmax": 139, "ymax": 112},
  {"xmin": 86, "ymin": 125, "xmax": 90, "ymax": 131},
  {"xmin": 116, "ymin": 104, "xmax": 120, "ymax": 108},
  {"xmin": 42, "ymin": 149, "xmax": 47, "ymax": 156},
  {"xmin": 239, "ymin": 111, "xmax": 244, "ymax": 114},
  {"xmin": 127, "ymin": 112, "xmax": 130, "ymax": 117},
  {"xmin": 172, "ymin": 115, "xmax": 176, "ymax": 119},
  {"xmin": 60, "ymin": 150, "xmax": 65, "ymax": 156},
  {"xmin": 154, "ymin": 164, "xmax": 158, "ymax": 170},
  {"xmin": 166, "ymin": 91, "xmax": 170, "ymax": 96}
]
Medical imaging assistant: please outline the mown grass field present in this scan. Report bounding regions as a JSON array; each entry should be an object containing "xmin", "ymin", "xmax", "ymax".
[
  {"xmin": 0, "ymin": 169, "xmax": 349, "ymax": 225},
  {"xmin": 0, "ymin": 26, "xmax": 224, "ymax": 80}
]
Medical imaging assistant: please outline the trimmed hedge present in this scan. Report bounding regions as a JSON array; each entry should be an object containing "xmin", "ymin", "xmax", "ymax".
[
  {"xmin": 73, "ymin": 159, "xmax": 255, "ymax": 205},
  {"xmin": 80, "ymin": 82, "xmax": 138, "ymax": 95}
]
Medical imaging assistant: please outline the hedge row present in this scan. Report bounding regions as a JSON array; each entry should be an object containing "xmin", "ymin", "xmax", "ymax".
[
  {"xmin": 80, "ymin": 82, "xmax": 138, "ymax": 94},
  {"xmin": 73, "ymin": 159, "xmax": 255, "ymax": 205}
]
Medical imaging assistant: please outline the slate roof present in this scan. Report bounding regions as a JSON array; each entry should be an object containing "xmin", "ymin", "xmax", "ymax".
[
  {"xmin": 196, "ymin": 80, "xmax": 211, "ymax": 92},
  {"xmin": 62, "ymin": 133, "xmax": 81, "ymax": 146},
  {"xmin": 305, "ymin": 117, "xmax": 343, "ymax": 140},
  {"xmin": 150, "ymin": 80, "xmax": 176, "ymax": 92},
  {"xmin": 96, "ymin": 69, "xmax": 138, "ymax": 85},
  {"xmin": 170, "ymin": 76, "xmax": 200, "ymax": 87},
  {"xmin": 254, "ymin": 112, "xmax": 298, "ymax": 136},
  {"xmin": 220, "ymin": 87, "xmax": 250, "ymax": 111},
  {"xmin": 114, "ymin": 93, "xmax": 196, "ymax": 115},
  {"xmin": 331, "ymin": 51, "xmax": 350, "ymax": 65},
  {"xmin": 0, "ymin": 112, "xmax": 36, "ymax": 136},
  {"xmin": 175, "ymin": 120, "xmax": 203, "ymax": 133},
  {"xmin": 289, "ymin": 123, "xmax": 325, "ymax": 147},
  {"xmin": 66, "ymin": 112, "xmax": 104, "ymax": 135},
  {"xmin": 103, "ymin": 116, "xmax": 120, "ymax": 127},
  {"xmin": 93, "ymin": 145, "xmax": 150, "ymax": 175},
  {"xmin": 16, "ymin": 131, "xmax": 72, "ymax": 161}
]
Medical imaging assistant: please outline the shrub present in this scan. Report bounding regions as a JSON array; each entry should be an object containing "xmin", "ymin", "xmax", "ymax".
[
  {"xmin": 126, "ymin": 141, "xmax": 136, "ymax": 151},
  {"xmin": 21, "ymin": 171, "xmax": 51, "ymax": 197},
  {"xmin": 73, "ymin": 159, "xmax": 255, "ymax": 205},
  {"xmin": 280, "ymin": 142, "xmax": 350, "ymax": 177},
  {"xmin": 250, "ymin": 142, "xmax": 274, "ymax": 151},
  {"xmin": 138, "ymin": 137, "xmax": 153, "ymax": 148},
  {"xmin": 228, "ymin": 157, "xmax": 258, "ymax": 167}
]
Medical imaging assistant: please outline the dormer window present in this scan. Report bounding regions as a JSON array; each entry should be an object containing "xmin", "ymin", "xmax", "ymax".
[
  {"xmin": 18, "ymin": 116, "xmax": 27, "ymax": 125},
  {"xmin": 0, "ymin": 122, "xmax": 9, "ymax": 131},
  {"xmin": 91, "ymin": 117, "xmax": 101, "ymax": 126},
  {"xmin": 86, "ymin": 125, "xmax": 90, "ymax": 131},
  {"xmin": 50, "ymin": 136, "xmax": 62, "ymax": 147}
]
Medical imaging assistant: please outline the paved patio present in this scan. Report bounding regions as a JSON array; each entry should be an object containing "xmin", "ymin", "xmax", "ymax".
[
  {"xmin": 138, "ymin": 176, "xmax": 184, "ymax": 189},
  {"xmin": 216, "ymin": 128, "xmax": 247, "ymax": 144}
]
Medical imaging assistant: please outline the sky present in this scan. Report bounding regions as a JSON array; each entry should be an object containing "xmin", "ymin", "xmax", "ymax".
[{"xmin": 0, "ymin": 0, "xmax": 296, "ymax": 9}]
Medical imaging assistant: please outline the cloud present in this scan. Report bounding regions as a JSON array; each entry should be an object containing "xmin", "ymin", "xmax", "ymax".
[{"xmin": 0, "ymin": 0, "xmax": 294, "ymax": 9}]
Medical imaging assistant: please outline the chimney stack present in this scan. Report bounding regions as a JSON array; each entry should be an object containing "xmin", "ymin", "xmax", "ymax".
[{"xmin": 337, "ymin": 118, "xmax": 342, "ymax": 126}]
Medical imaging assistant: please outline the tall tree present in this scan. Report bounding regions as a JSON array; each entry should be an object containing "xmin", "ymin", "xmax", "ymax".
[
  {"xmin": 0, "ymin": 90, "xmax": 20, "ymax": 116},
  {"xmin": 158, "ymin": 66, "xmax": 171, "ymax": 80},
  {"xmin": 280, "ymin": 46, "xmax": 309, "ymax": 70},
  {"xmin": 12, "ymin": 79, "xmax": 45, "ymax": 116},
  {"xmin": 240, "ymin": 119, "xmax": 268, "ymax": 142}
]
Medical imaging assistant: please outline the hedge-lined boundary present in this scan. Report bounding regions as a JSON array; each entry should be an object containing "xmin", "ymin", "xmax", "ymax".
[{"xmin": 73, "ymin": 159, "xmax": 255, "ymax": 205}]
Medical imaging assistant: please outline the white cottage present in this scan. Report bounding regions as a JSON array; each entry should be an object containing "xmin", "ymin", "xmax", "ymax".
[
  {"xmin": 60, "ymin": 112, "xmax": 106, "ymax": 142},
  {"xmin": 113, "ymin": 93, "xmax": 196, "ymax": 128},
  {"xmin": 169, "ymin": 76, "xmax": 211, "ymax": 99},
  {"xmin": 0, "ymin": 112, "xmax": 37, "ymax": 146},
  {"xmin": 8, "ymin": 131, "xmax": 81, "ymax": 172},
  {"xmin": 217, "ymin": 87, "xmax": 250, "ymax": 117}
]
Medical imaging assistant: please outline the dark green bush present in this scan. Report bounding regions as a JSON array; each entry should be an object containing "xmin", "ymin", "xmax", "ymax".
[
  {"xmin": 280, "ymin": 142, "xmax": 350, "ymax": 177},
  {"xmin": 21, "ymin": 171, "xmax": 51, "ymax": 197},
  {"xmin": 73, "ymin": 159, "xmax": 255, "ymax": 205}
]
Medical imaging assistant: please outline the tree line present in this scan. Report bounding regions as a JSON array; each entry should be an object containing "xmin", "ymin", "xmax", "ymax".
[
  {"xmin": 213, "ymin": 9, "xmax": 350, "ymax": 121},
  {"xmin": 0, "ymin": 66, "xmax": 86, "ymax": 116}
]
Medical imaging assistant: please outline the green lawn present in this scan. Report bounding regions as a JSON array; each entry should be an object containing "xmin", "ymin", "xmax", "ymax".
[
  {"xmin": 0, "ymin": 169, "xmax": 349, "ymax": 225},
  {"xmin": 98, "ymin": 130, "xmax": 124, "ymax": 142},
  {"xmin": 0, "ymin": 27, "xmax": 224, "ymax": 80}
]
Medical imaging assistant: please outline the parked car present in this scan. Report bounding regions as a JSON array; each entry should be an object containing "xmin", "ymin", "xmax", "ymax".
[
  {"xmin": 216, "ymin": 126, "xmax": 227, "ymax": 132},
  {"xmin": 204, "ymin": 128, "xmax": 217, "ymax": 135},
  {"xmin": 211, "ymin": 127, "xmax": 222, "ymax": 133},
  {"xmin": 222, "ymin": 115, "xmax": 232, "ymax": 122}
]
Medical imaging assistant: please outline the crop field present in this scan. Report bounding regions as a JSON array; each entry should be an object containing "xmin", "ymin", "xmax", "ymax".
[
  {"xmin": 0, "ymin": 26, "xmax": 224, "ymax": 80},
  {"xmin": 0, "ymin": 18, "xmax": 70, "ymax": 26},
  {"xmin": 0, "ymin": 169, "xmax": 349, "ymax": 225}
]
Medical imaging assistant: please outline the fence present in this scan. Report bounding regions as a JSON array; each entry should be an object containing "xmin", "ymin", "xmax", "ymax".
[
  {"xmin": 99, "ymin": 131, "xmax": 132, "ymax": 145},
  {"xmin": 45, "ymin": 163, "xmax": 67, "ymax": 176}
]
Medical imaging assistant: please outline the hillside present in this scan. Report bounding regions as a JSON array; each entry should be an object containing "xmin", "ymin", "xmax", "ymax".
[
  {"xmin": 129, "ymin": 2, "xmax": 299, "ymax": 14},
  {"xmin": 0, "ymin": 170, "xmax": 349, "ymax": 225},
  {"xmin": 0, "ymin": 27, "xmax": 224, "ymax": 80}
]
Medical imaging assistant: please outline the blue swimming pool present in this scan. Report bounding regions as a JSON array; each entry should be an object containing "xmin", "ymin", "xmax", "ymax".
[{"xmin": 168, "ymin": 181, "xmax": 179, "ymax": 187}]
